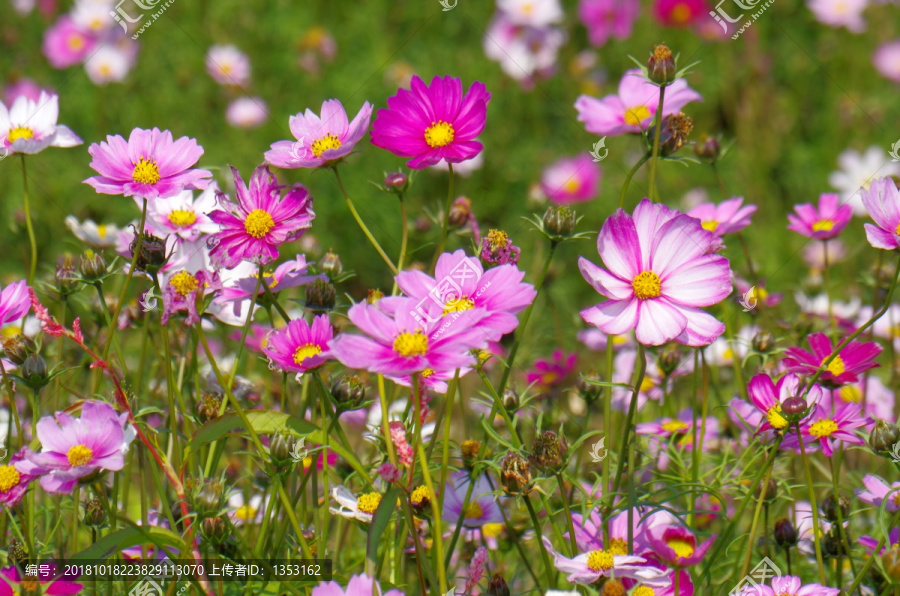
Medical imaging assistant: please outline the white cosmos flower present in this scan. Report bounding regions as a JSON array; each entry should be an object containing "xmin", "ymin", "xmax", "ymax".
[
  {"xmin": 65, "ymin": 216, "xmax": 121, "ymax": 248},
  {"xmin": 0, "ymin": 92, "xmax": 82, "ymax": 154},
  {"xmin": 828, "ymin": 146, "xmax": 900, "ymax": 216},
  {"xmin": 328, "ymin": 485, "xmax": 382, "ymax": 523}
]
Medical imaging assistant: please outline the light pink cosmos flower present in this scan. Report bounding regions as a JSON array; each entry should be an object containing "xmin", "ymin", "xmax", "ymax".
[
  {"xmin": 311, "ymin": 573, "xmax": 403, "ymax": 596},
  {"xmin": 84, "ymin": 127, "xmax": 212, "ymax": 200},
  {"xmin": 441, "ymin": 471, "xmax": 505, "ymax": 528},
  {"xmin": 42, "ymin": 16, "xmax": 96, "ymax": 68},
  {"xmin": 862, "ymin": 177, "xmax": 900, "ymax": 250},
  {"xmin": 499, "ymin": 0, "xmax": 564, "ymax": 27},
  {"xmin": 217, "ymin": 256, "xmax": 324, "ymax": 318},
  {"xmin": 206, "ymin": 44, "xmax": 251, "ymax": 87},
  {"xmin": 541, "ymin": 536, "xmax": 663, "ymax": 586},
  {"xmin": 802, "ymin": 402, "xmax": 870, "ymax": 457},
  {"xmin": 579, "ymin": 199, "xmax": 733, "ymax": 347},
  {"xmin": 265, "ymin": 99, "xmax": 373, "ymax": 169},
  {"xmin": 208, "ymin": 165, "xmax": 315, "ymax": 269},
  {"xmin": 3, "ymin": 78, "xmax": 48, "ymax": 105},
  {"xmin": 263, "ymin": 315, "xmax": 334, "ymax": 374},
  {"xmin": 0, "ymin": 91, "xmax": 82, "ymax": 154},
  {"xmin": 483, "ymin": 13, "xmax": 567, "ymax": 86},
  {"xmin": 856, "ymin": 474, "xmax": 900, "ymax": 512},
  {"xmin": 578, "ymin": 0, "xmax": 639, "ymax": 47},
  {"xmin": 85, "ymin": 42, "xmax": 138, "ymax": 86},
  {"xmin": 686, "ymin": 196, "xmax": 756, "ymax": 236},
  {"xmin": 736, "ymin": 575, "xmax": 840, "ymax": 596},
  {"xmin": 145, "ymin": 185, "xmax": 219, "ymax": 241},
  {"xmin": 540, "ymin": 154, "xmax": 602, "ymax": 204},
  {"xmin": 575, "ymin": 69, "xmax": 702, "ymax": 137},
  {"xmin": 0, "ymin": 280, "xmax": 31, "ymax": 326},
  {"xmin": 226, "ymin": 97, "xmax": 268, "ymax": 129},
  {"xmin": 874, "ymin": 40, "xmax": 900, "ymax": 83},
  {"xmin": 0, "ymin": 449, "xmax": 41, "ymax": 507},
  {"xmin": 786, "ymin": 193, "xmax": 852, "ymax": 239},
  {"xmin": 807, "ymin": 0, "xmax": 867, "ymax": 32}
]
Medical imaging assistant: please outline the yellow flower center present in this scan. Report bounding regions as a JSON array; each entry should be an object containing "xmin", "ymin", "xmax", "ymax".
[
  {"xmin": 0, "ymin": 466, "xmax": 21, "ymax": 493},
  {"xmin": 701, "ymin": 220, "xmax": 719, "ymax": 232},
  {"xmin": 293, "ymin": 344, "xmax": 322, "ymax": 365},
  {"xmin": 585, "ymin": 549, "xmax": 614, "ymax": 572},
  {"xmin": 482, "ymin": 522, "xmax": 503, "ymax": 538},
  {"xmin": 564, "ymin": 179, "xmax": 580, "ymax": 193},
  {"xmin": 809, "ymin": 419, "xmax": 838, "ymax": 438},
  {"xmin": 812, "ymin": 220, "xmax": 835, "ymax": 232},
  {"xmin": 668, "ymin": 538, "xmax": 695, "ymax": 559},
  {"xmin": 169, "ymin": 271, "xmax": 200, "ymax": 297},
  {"xmin": 895, "ymin": 222, "xmax": 900, "ymax": 236},
  {"xmin": 633, "ymin": 588, "xmax": 656, "ymax": 596},
  {"xmin": 640, "ymin": 377, "xmax": 655, "ymax": 393},
  {"xmin": 20, "ymin": 578, "xmax": 40, "ymax": 592},
  {"xmin": 235, "ymin": 505, "xmax": 257, "ymax": 521},
  {"xmin": 421, "ymin": 368, "xmax": 435, "ymax": 378},
  {"xmin": 132, "ymin": 157, "xmax": 161, "ymax": 185},
  {"xmin": 424, "ymin": 120, "xmax": 455, "ymax": 148},
  {"xmin": 612, "ymin": 335, "xmax": 628, "ymax": 345},
  {"xmin": 244, "ymin": 209, "xmax": 275, "ymax": 239},
  {"xmin": 608, "ymin": 538, "xmax": 628, "ymax": 556},
  {"xmin": 662, "ymin": 420, "xmax": 689, "ymax": 434},
  {"xmin": 486, "ymin": 229, "xmax": 509, "ymax": 251},
  {"xmin": 624, "ymin": 106, "xmax": 651, "ymax": 127},
  {"xmin": 357, "ymin": 492, "xmax": 382, "ymax": 514},
  {"xmin": 393, "ymin": 331, "xmax": 428, "ymax": 357},
  {"xmin": 68, "ymin": 35, "xmax": 84, "ymax": 50},
  {"xmin": 464, "ymin": 501, "xmax": 483, "ymax": 520},
  {"xmin": 168, "ymin": 209, "xmax": 197, "ymax": 227},
  {"xmin": 7, "ymin": 126, "xmax": 34, "ymax": 142},
  {"xmin": 839, "ymin": 385, "xmax": 862, "ymax": 403},
  {"xmin": 67, "ymin": 444, "xmax": 94, "ymax": 467},
  {"xmin": 632, "ymin": 271, "xmax": 662, "ymax": 300},
  {"xmin": 257, "ymin": 271, "xmax": 279, "ymax": 289},
  {"xmin": 443, "ymin": 296, "xmax": 474, "ymax": 315},
  {"xmin": 311, "ymin": 133, "xmax": 342, "ymax": 158},
  {"xmin": 670, "ymin": 3, "xmax": 691, "ymax": 23},
  {"xmin": 411, "ymin": 486, "xmax": 429, "ymax": 505},
  {"xmin": 825, "ymin": 355, "xmax": 845, "ymax": 377},
  {"xmin": 766, "ymin": 403, "xmax": 788, "ymax": 430}
]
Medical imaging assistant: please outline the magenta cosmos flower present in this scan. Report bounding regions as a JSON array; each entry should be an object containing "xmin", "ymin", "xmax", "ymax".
[
  {"xmin": 263, "ymin": 315, "xmax": 334, "ymax": 374},
  {"xmin": 579, "ymin": 199, "xmax": 732, "ymax": 346},
  {"xmin": 540, "ymin": 154, "xmax": 602, "ymax": 204},
  {"xmin": 311, "ymin": 573, "xmax": 402, "ymax": 596},
  {"xmin": 647, "ymin": 524, "xmax": 715, "ymax": 567},
  {"xmin": 737, "ymin": 575, "xmax": 840, "ymax": 596},
  {"xmin": 856, "ymin": 474, "xmax": 900, "ymax": 512},
  {"xmin": 787, "ymin": 193, "xmax": 852, "ymax": 239},
  {"xmin": 653, "ymin": 0, "xmax": 709, "ymax": 26},
  {"xmin": 747, "ymin": 373, "xmax": 822, "ymax": 441},
  {"xmin": 0, "ymin": 91, "xmax": 82, "ymax": 154},
  {"xmin": 686, "ymin": 196, "xmax": 756, "ymax": 236},
  {"xmin": 27, "ymin": 401, "xmax": 130, "ymax": 494},
  {"xmin": 84, "ymin": 127, "xmax": 212, "ymax": 200},
  {"xmin": 783, "ymin": 332, "xmax": 881, "ymax": 386},
  {"xmin": 0, "ymin": 449, "xmax": 41, "ymax": 507},
  {"xmin": 802, "ymin": 402, "xmax": 869, "ymax": 457},
  {"xmin": 0, "ymin": 564, "xmax": 83, "ymax": 596},
  {"xmin": 370, "ymin": 75, "xmax": 491, "ymax": 169},
  {"xmin": 208, "ymin": 165, "xmax": 315, "ymax": 269},
  {"xmin": 0, "ymin": 280, "xmax": 31, "ymax": 326},
  {"xmin": 330, "ymin": 297, "xmax": 488, "ymax": 376},
  {"xmin": 575, "ymin": 69, "xmax": 702, "ymax": 137},
  {"xmin": 42, "ymin": 16, "xmax": 96, "ymax": 69},
  {"xmin": 861, "ymin": 177, "xmax": 900, "ymax": 251},
  {"xmin": 527, "ymin": 350, "xmax": 577, "ymax": 390},
  {"xmin": 578, "ymin": 0, "xmax": 639, "ymax": 47},
  {"xmin": 265, "ymin": 99, "xmax": 373, "ymax": 169}
]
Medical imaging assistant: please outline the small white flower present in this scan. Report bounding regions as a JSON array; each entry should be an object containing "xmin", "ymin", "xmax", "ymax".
[
  {"xmin": 0, "ymin": 92, "xmax": 82, "ymax": 154},
  {"xmin": 328, "ymin": 485, "xmax": 383, "ymax": 523},
  {"xmin": 828, "ymin": 146, "xmax": 900, "ymax": 216},
  {"xmin": 65, "ymin": 216, "xmax": 121, "ymax": 248}
]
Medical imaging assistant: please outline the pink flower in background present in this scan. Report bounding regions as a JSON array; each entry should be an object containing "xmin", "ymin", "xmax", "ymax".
[
  {"xmin": 263, "ymin": 315, "xmax": 334, "ymax": 374},
  {"xmin": 578, "ymin": 0, "xmax": 639, "ymax": 47},
  {"xmin": 84, "ymin": 127, "xmax": 211, "ymax": 200},
  {"xmin": 371, "ymin": 75, "xmax": 491, "ymax": 169},
  {"xmin": 653, "ymin": 0, "xmax": 709, "ymax": 26},
  {"xmin": 0, "ymin": 449, "xmax": 41, "ymax": 507},
  {"xmin": 579, "ymin": 199, "xmax": 732, "ymax": 346},
  {"xmin": 480, "ymin": 229, "xmax": 521, "ymax": 265},
  {"xmin": 498, "ymin": 0, "xmax": 563, "ymax": 26},
  {"xmin": 0, "ymin": 92, "xmax": 82, "ymax": 154},
  {"xmin": 265, "ymin": 99, "xmax": 373, "ymax": 169},
  {"xmin": 145, "ymin": 185, "xmax": 219, "ymax": 241},
  {"xmin": 540, "ymin": 154, "xmax": 602, "ymax": 204},
  {"xmin": 3, "ymin": 78, "xmax": 48, "ymax": 104},
  {"xmin": 218, "ymin": 256, "xmax": 324, "ymax": 317},
  {"xmin": 0, "ymin": 564, "xmax": 83, "ymax": 596},
  {"xmin": 483, "ymin": 13, "xmax": 567, "ymax": 86},
  {"xmin": 783, "ymin": 332, "xmax": 881, "ymax": 386},
  {"xmin": 389, "ymin": 422, "xmax": 413, "ymax": 466},
  {"xmin": 0, "ymin": 281, "xmax": 31, "ymax": 326},
  {"xmin": 311, "ymin": 573, "xmax": 402, "ymax": 596},
  {"xmin": 874, "ymin": 40, "xmax": 900, "ymax": 83},
  {"xmin": 208, "ymin": 165, "xmax": 315, "ymax": 269},
  {"xmin": 226, "ymin": 97, "xmax": 268, "ymax": 129},
  {"xmin": 206, "ymin": 44, "xmax": 251, "ymax": 86},
  {"xmin": 687, "ymin": 197, "xmax": 757, "ymax": 236},
  {"xmin": 862, "ymin": 177, "xmax": 900, "ymax": 250},
  {"xmin": 787, "ymin": 193, "xmax": 852, "ymax": 239},
  {"xmin": 442, "ymin": 471, "xmax": 505, "ymax": 528},
  {"xmin": 42, "ymin": 16, "xmax": 96, "ymax": 68},
  {"xmin": 527, "ymin": 350, "xmax": 577, "ymax": 390},
  {"xmin": 647, "ymin": 524, "xmax": 715, "ymax": 567},
  {"xmin": 575, "ymin": 69, "xmax": 702, "ymax": 137},
  {"xmin": 801, "ymin": 402, "xmax": 870, "ymax": 457},
  {"xmin": 807, "ymin": 0, "xmax": 867, "ymax": 32},
  {"xmin": 856, "ymin": 474, "xmax": 900, "ymax": 512},
  {"xmin": 85, "ymin": 42, "xmax": 138, "ymax": 86}
]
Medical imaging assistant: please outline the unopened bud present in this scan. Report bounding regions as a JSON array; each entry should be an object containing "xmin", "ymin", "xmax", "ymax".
[
  {"xmin": 577, "ymin": 369, "xmax": 601, "ymax": 401},
  {"xmin": 21, "ymin": 354, "xmax": 49, "ymax": 389},
  {"xmin": 781, "ymin": 396, "xmax": 807, "ymax": 416},
  {"xmin": 448, "ymin": 197, "xmax": 472, "ymax": 228},
  {"xmin": 384, "ymin": 172, "xmax": 409, "ymax": 193},
  {"xmin": 647, "ymin": 43, "xmax": 676, "ymax": 86},
  {"xmin": 331, "ymin": 374, "xmax": 367, "ymax": 409},
  {"xmin": 202, "ymin": 516, "xmax": 228, "ymax": 543},
  {"xmin": 487, "ymin": 574, "xmax": 510, "ymax": 596},
  {"xmin": 774, "ymin": 518, "xmax": 797, "ymax": 548},
  {"xmin": 500, "ymin": 451, "xmax": 532, "ymax": 495},
  {"xmin": 870, "ymin": 420, "xmax": 900, "ymax": 454},
  {"xmin": 461, "ymin": 440, "xmax": 481, "ymax": 470},
  {"xmin": 270, "ymin": 430, "xmax": 296, "ymax": 466},
  {"xmin": 752, "ymin": 331, "xmax": 775, "ymax": 353},
  {"xmin": 658, "ymin": 345, "xmax": 682, "ymax": 375},
  {"xmin": 55, "ymin": 256, "xmax": 78, "ymax": 294},
  {"xmin": 320, "ymin": 250, "xmax": 342, "ymax": 277},
  {"xmin": 543, "ymin": 206, "xmax": 576, "ymax": 237},
  {"xmin": 694, "ymin": 134, "xmax": 721, "ymax": 162},
  {"xmin": 821, "ymin": 491, "xmax": 850, "ymax": 523},
  {"xmin": 529, "ymin": 430, "xmax": 568, "ymax": 473},
  {"xmin": 2, "ymin": 334, "xmax": 35, "ymax": 366},
  {"xmin": 305, "ymin": 278, "xmax": 336, "ymax": 312},
  {"xmin": 193, "ymin": 479, "xmax": 225, "ymax": 517},
  {"xmin": 83, "ymin": 499, "xmax": 106, "ymax": 526},
  {"xmin": 79, "ymin": 250, "xmax": 108, "ymax": 281},
  {"xmin": 129, "ymin": 228, "xmax": 168, "ymax": 274},
  {"xmin": 502, "ymin": 387, "xmax": 519, "ymax": 412},
  {"xmin": 755, "ymin": 478, "xmax": 777, "ymax": 503}
]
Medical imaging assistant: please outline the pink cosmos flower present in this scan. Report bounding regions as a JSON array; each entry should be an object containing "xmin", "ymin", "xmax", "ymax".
[
  {"xmin": 856, "ymin": 474, "xmax": 900, "ymax": 512},
  {"xmin": 42, "ymin": 16, "xmax": 96, "ymax": 68},
  {"xmin": 540, "ymin": 154, "xmax": 602, "ymax": 204},
  {"xmin": 527, "ymin": 350, "xmax": 576, "ymax": 390},
  {"xmin": 747, "ymin": 373, "xmax": 823, "ymax": 441},
  {"xmin": 217, "ymin": 256, "xmax": 324, "ymax": 318},
  {"xmin": 0, "ymin": 449, "xmax": 41, "ymax": 507},
  {"xmin": 578, "ymin": 0, "xmax": 639, "ymax": 47},
  {"xmin": 575, "ymin": 69, "xmax": 702, "ymax": 137},
  {"xmin": 442, "ymin": 471, "xmax": 505, "ymax": 528},
  {"xmin": 499, "ymin": 0, "xmax": 563, "ymax": 26},
  {"xmin": 541, "ymin": 536, "xmax": 664, "ymax": 586},
  {"xmin": 653, "ymin": 0, "xmax": 709, "ymax": 26},
  {"xmin": 686, "ymin": 196, "xmax": 757, "ymax": 236},
  {"xmin": 801, "ymin": 402, "xmax": 869, "ymax": 457},
  {"xmin": 861, "ymin": 177, "xmax": 900, "ymax": 251},
  {"xmin": 737, "ymin": 575, "xmax": 840, "ymax": 596},
  {"xmin": 370, "ymin": 75, "xmax": 491, "ymax": 169},
  {"xmin": 265, "ymin": 99, "xmax": 372, "ymax": 169},
  {"xmin": 26, "ymin": 401, "xmax": 131, "ymax": 494},
  {"xmin": 786, "ymin": 193, "xmax": 852, "ymax": 239},
  {"xmin": 206, "ymin": 44, "xmax": 251, "ymax": 87},
  {"xmin": 3, "ymin": 78, "xmax": 48, "ymax": 105},
  {"xmin": 0, "ymin": 280, "xmax": 31, "ymax": 326},
  {"xmin": 84, "ymin": 127, "xmax": 212, "ymax": 200},
  {"xmin": 0, "ymin": 91, "xmax": 82, "ymax": 154},
  {"xmin": 160, "ymin": 267, "xmax": 220, "ymax": 326},
  {"xmin": 483, "ymin": 13, "xmax": 567, "ymax": 86},
  {"xmin": 734, "ymin": 278, "xmax": 783, "ymax": 309},
  {"xmin": 0, "ymin": 564, "xmax": 83, "ymax": 596},
  {"xmin": 807, "ymin": 0, "xmax": 866, "ymax": 32},
  {"xmin": 647, "ymin": 524, "xmax": 715, "ymax": 567},
  {"xmin": 208, "ymin": 165, "xmax": 315, "ymax": 269},
  {"xmin": 481, "ymin": 229, "xmax": 521, "ymax": 265},
  {"xmin": 263, "ymin": 315, "xmax": 334, "ymax": 374},
  {"xmin": 311, "ymin": 573, "xmax": 402, "ymax": 596},
  {"xmin": 331, "ymin": 297, "xmax": 488, "ymax": 376},
  {"xmin": 579, "ymin": 199, "xmax": 732, "ymax": 347},
  {"xmin": 226, "ymin": 97, "xmax": 268, "ymax": 129},
  {"xmin": 874, "ymin": 40, "xmax": 900, "ymax": 83},
  {"xmin": 145, "ymin": 185, "xmax": 219, "ymax": 241},
  {"xmin": 783, "ymin": 332, "xmax": 881, "ymax": 386}
]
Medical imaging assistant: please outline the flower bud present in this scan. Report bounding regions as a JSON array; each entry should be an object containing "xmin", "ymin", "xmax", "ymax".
[
  {"xmin": 55, "ymin": 256, "xmax": 79, "ymax": 294},
  {"xmin": 21, "ymin": 354, "xmax": 49, "ymax": 389},
  {"xmin": 196, "ymin": 393, "xmax": 222, "ymax": 423},
  {"xmin": 821, "ymin": 491, "xmax": 850, "ymax": 523},
  {"xmin": 823, "ymin": 528, "xmax": 848, "ymax": 558},
  {"xmin": 410, "ymin": 485, "xmax": 431, "ymax": 514},
  {"xmin": 600, "ymin": 579, "xmax": 627, "ymax": 596},
  {"xmin": 461, "ymin": 439, "xmax": 481, "ymax": 470},
  {"xmin": 502, "ymin": 387, "xmax": 519, "ymax": 412},
  {"xmin": 781, "ymin": 395, "xmax": 807, "ymax": 416},
  {"xmin": 694, "ymin": 134, "xmax": 721, "ymax": 162},
  {"xmin": 129, "ymin": 228, "xmax": 168, "ymax": 275},
  {"xmin": 648, "ymin": 112, "xmax": 694, "ymax": 157},
  {"xmin": 202, "ymin": 516, "xmax": 228, "ymax": 543},
  {"xmin": 658, "ymin": 344, "xmax": 682, "ymax": 376},
  {"xmin": 367, "ymin": 288, "xmax": 384, "ymax": 304},
  {"xmin": 302, "ymin": 528, "xmax": 318, "ymax": 557},
  {"xmin": 83, "ymin": 498, "xmax": 106, "ymax": 526},
  {"xmin": 773, "ymin": 518, "xmax": 797, "ymax": 548},
  {"xmin": 577, "ymin": 369, "xmax": 601, "ymax": 401},
  {"xmin": 193, "ymin": 479, "xmax": 225, "ymax": 518},
  {"xmin": 647, "ymin": 43, "xmax": 676, "ymax": 86},
  {"xmin": 79, "ymin": 250, "xmax": 107, "ymax": 281},
  {"xmin": 2, "ymin": 334, "xmax": 36, "ymax": 366},
  {"xmin": 487, "ymin": 574, "xmax": 510, "ymax": 596},
  {"xmin": 270, "ymin": 430, "xmax": 296, "ymax": 466},
  {"xmin": 752, "ymin": 331, "xmax": 775, "ymax": 353},
  {"xmin": 7, "ymin": 539, "xmax": 27, "ymax": 565},
  {"xmin": 870, "ymin": 420, "xmax": 900, "ymax": 454},
  {"xmin": 755, "ymin": 478, "xmax": 777, "ymax": 503},
  {"xmin": 883, "ymin": 545, "xmax": 900, "ymax": 582},
  {"xmin": 529, "ymin": 430, "xmax": 568, "ymax": 473},
  {"xmin": 500, "ymin": 452, "xmax": 532, "ymax": 495},
  {"xmin": 320, "ymin": 249, "xmax": 342, "ymax": 277},
  {"xmin": 305, "ymin": 278, "xmax": 336, "ymax": 312},
  {"xmin": 384, "ymin": 171, "xmax": 409, "ymax": 193},
  {"xmin": 331, "ymin": 374, "xmax": 367, "ymax": 409},
  {"xmin": 448, "ymin": 197, "xmax": 472, "ymax": 228},
  {"xmin": 543, "ymin": 206, "xmax": 576, "ymax": 237}
]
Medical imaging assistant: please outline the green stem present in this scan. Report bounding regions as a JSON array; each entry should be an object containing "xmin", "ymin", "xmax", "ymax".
[
  {"xmin": 433, "ymin": 163, "xmax": 454, "ymax": 269},
  {"xmin": 738, "ymin": 440, "xmax": 778, "ymax": 579},
  {"xmin": 647, "ymin": 86, "xmax": 667, "ymax": 201},
  {"xmin": 392, "ymin": 193, "xmax": 409, "ymax": 295},
  {"xmin": 332, "ymin": 166, "xmax": 398, "ymax": 275},
  {"xmin": 19, "ymin": 155, "xmax": 37, "ymax": 285},
  {"xmin": 524, "ymin": 494, "xmax": 555, "ymax": 586},
  {"xmin": 612, "ymin": 344, "xmax": 647, "ymax": 495},
  {"xmin": 796, "ymin": 423, "xmax": 827, "ymax": 584},
  {"xmin": 618, "ymin": 153, "xmax": 650, "ymax": 209},
  {"xmin": 829, "ymin": 452, "xmax": 857, "ymax": 583},
  {"xmin": 415, "ymin": 438, "xmax": 446, "ymax": 594},
  {"xmin": 557, "ymin": 473, "xmax": 578, "ymax": 556}
]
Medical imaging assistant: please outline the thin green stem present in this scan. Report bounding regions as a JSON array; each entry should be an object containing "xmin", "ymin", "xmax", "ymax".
[
  {"xmin": 618, "ymin": 153, "xmax": 650, "ymax": 209},
  {"xmin": 612, "ymin": 344, "xmax": 647, "ymax": 495},
  {"xmin": 392, "ymin": 193, "xmax": 409, "ymax": 295},
  {"xmin": 433, "ymin": 163, "xmax": 454, "ymax": 269},
  {"xmin": 647, "ymin": 86, "xmax": 667, "ymax": 201},
  {"xmin": 19, "ymin": 155, "xmax": 37, "ymax": 285},
  {"xmin": 524, "ymin": 494, "xmax": 555, "ymax": 586},
  {"xmin": 332, "ymin": 166, "xmax": 398, "ymax": 275},
  {"xmin": 738, "ymin": 441, "xmax": 778, "ymax": 579},
  {"xmin": 796, "ymin": 423, "xmax": 827, "ymax": 584},
  {"xmin": 557, "ymin": 473, "xmax": 578, "ymax": 556}
]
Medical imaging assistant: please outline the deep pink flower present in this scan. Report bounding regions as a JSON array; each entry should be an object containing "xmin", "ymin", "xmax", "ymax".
[
  {"xmin": 653, "ymin": 0, "xmax": 709, "ymax": 26},
  {"xmin": 747, "ymin": 373, "xmax": 822, "ymax": 442},
  {"xmin": 84, "ymin": 127, "xmax": 212, "ymax": 200},
  {"xmin": 647, "ymin": 524, "xmax": 715, "ymax": 567},
  {"xmin": 579, "ymin": 199, "xmax": 732, "ymax": 346},
  {"xmin": 0, "ymin": 449, "xmax": 41, "ymax": 507},
  {"xmin": 208, "ymin": 165, "xmax": 315, "ymax": 269},
  {"xmin": 0, "ymin": 564, "xmax": 83, "ymax": 596},
  {"xmin": 783, "ymin": 332, "xmax": 881, "ymax": 386},
  {"xmin": 160, "ymin": 267, "xmax": 220, "ymax": 326},
  {"xmin": 527, "ymin": 350, "xmax": 576, "ymax": 390},
  {"xmin": 311, "ymin": 573, "xmax": 402, "ymax": 596},
  {"xmin": 42, "ymin": 16, "xmax": 96, "ymax": 69},
  {"xmin": 263, "ymin": 315, "xmax": 334, "ymax": 374},
  {"xmin": 265, "ymin": 99, "xmax": 373, "ymax": 168},
  {"xmin": 217, "ymin": 255, "xmax": 324, "ymax": 317},
  {"xmin": 578, "ymin": 0, "xmax": 639, "ymax": 47},
  {"xmin": 540, "ymin": 154, "xmax": 602, "ymax": 204},
  {"xmin": 687, "ymin": 196, "xmax": 757, "ymax": 236},
  {"xmin": 575, "ymin": 69, "xmax": 702, "ymax": 137},
  {"xmin": 0, "ymin": 280, "xmax": 31, "ymax": 326},
  {"xmin": 370, "ymin": 75, "xmax": 491, "ymax": 169},
  {"xmin": 862, "ymin": 177, "xmax": 900, "ymax": 251},
  {"xmin": 802, "ymin": 402, "xmax": 869, "ymax": 457},
  {"xmin": 787, "ymin": 193, "xmax": 852, "ymax": 239}
]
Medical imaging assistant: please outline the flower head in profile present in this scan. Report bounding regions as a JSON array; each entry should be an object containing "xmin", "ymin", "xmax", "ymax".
[
  {"xmin": 84, "ymin": 127, "xmax": 212, "ymax": 200},
  {"xmin": 265, "ymin": 99, "xmax": 372, "ymax": 169},
  {"xmin": 0, "ymin": 281, "xmax": 31, "ymax": 327},
  {"xmin": 328, "ymin": 486, "xmax": 383, "ymax": 523},
  {"xmin": 579, "ymin": 199, "xmax": 732, "ymax": 346},
  {"xmin": 787, "ymin": 193, "xmax": 852, "ymax": 239},
  {"xmin": 263, "ymin": 315, "xmax": 334, "ymax": 374},
  {"xmin": 208, "ymin": 165, "xmax": 315, "ymax": 269},
  {"xmin": 541, "ymin": 536, "xmax": 663, "ymax": 586},
  {"xmin": 783, "ymin": 332, "xmax": 881, "ymax": 386},
  {"xmin": 217, "ymin": 256, "xmax": 324, "ymax": 318},
  {"xmin": 371, "ymin": 75, "xmax": 491, "ymax": 169},
  {"xmin": 861, "ymin": 177, "xmax": 900, "ymax": 251},
  {"xmin": 0, "ymin": 91, "xmax": 82, "ymax": 154},
  {"xmin": 540, "ymin": 154, "xmax": 602, "ymax": 204},
  {"xmin": 801, "ymin": 402, "xmax": 869, "ymax": 457},
  {"xmin": 856, "ymin": 474, "xmax": 900, "ymax": 513},
  {"xmin": 687, "ymin": 196, "xmax": 756, "ymax": 236},
  {"xmin": 65, "ymin": 216, "xmax": 121, "ymax": 249}
]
